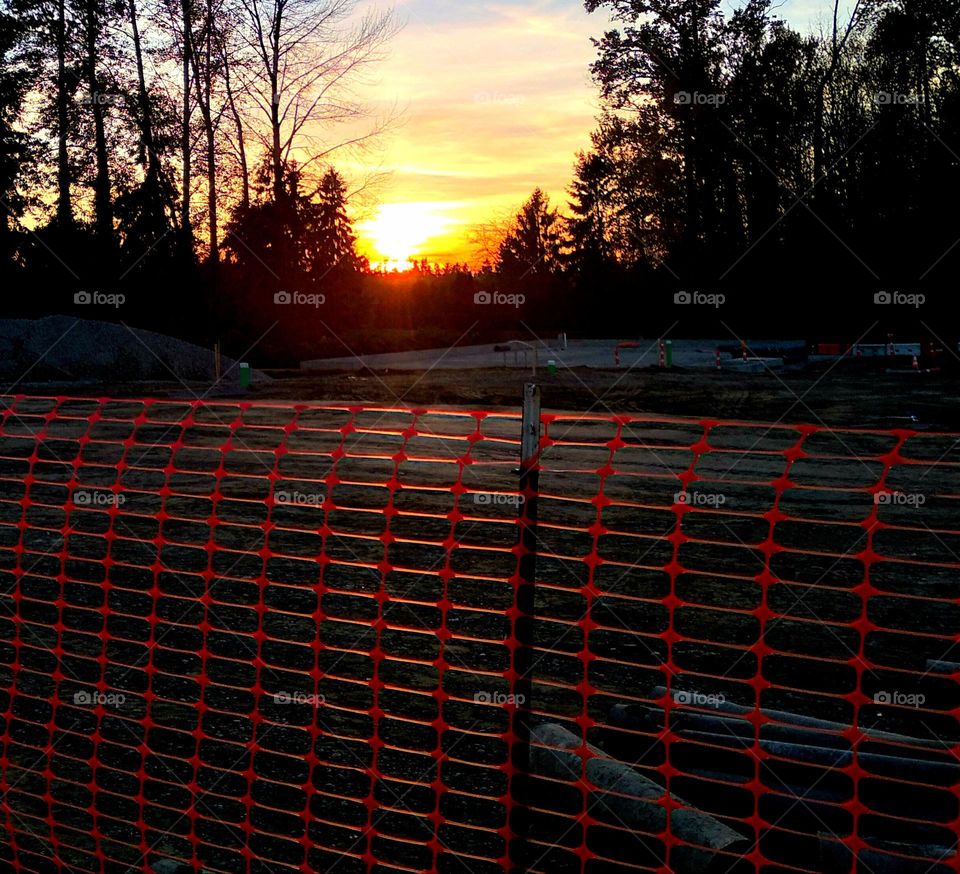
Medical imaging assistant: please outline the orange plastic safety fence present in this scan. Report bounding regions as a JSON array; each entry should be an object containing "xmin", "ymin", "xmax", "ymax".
[{"xmin": 0, "ymin": 396, "xmax": 956, "ymax": 874}]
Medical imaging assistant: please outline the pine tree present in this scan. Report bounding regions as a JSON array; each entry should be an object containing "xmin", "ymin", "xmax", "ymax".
[
  {"xmin": 566, "ymin": 151, "xmax": 613, "ymax": 273},
  {"xmin": 312, "ymin": 168, "xmax": 362, "ymax": 277},
  {"xmin": 495, "ymin": 188, "xmax": 563, "ymax": 280}
]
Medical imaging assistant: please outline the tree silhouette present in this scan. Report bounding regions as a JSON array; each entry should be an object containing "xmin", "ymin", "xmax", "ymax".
[
  {"xmin": 225, "ymin": 161, "xmax": 362, "ymax": 295},
  {"xmin": 0, "ymin": 3, "xmax": 31, "ymax": 269},
  {"xmin": 496, "ymin": 188, "xmax": 564, "ymax": 281},
  {"xmin": 312, "ymin": 167, "xmax": 363, "ymax": 279},
  {"xmin": 582, "ymin": 0, "xmax": 960, "ymax": 295}
]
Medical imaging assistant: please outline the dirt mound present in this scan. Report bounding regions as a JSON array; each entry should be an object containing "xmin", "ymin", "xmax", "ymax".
[{"xmin": 0, "ymin": 316, "xmax": 268, "ymax": 385}]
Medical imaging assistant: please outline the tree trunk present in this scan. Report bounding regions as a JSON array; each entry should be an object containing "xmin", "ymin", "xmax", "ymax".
[
  {"xmin": 188, "ymin": 3, "xmax": 218, "ymax": 264},
  {"xmin": 223, "ymin": 50, "xmax": 248, "ymax": 210},
  {"xmin": 270, "ymin": 10, "xmax": 282, "ymax": 202},
  {"xmin": 919, "ymin": 16, "xmax": 931, "ymax": 132},
  {"xmin": 271, "ymin": 96, "xmax": 282, "ymax": 200},
  {"xmin": 813, "ymin": 86, "xmax": 824, "ymax": 192},
  {"xmin": 84, "ymin": 1, "xmax": 112, "ymax": 245},
  {"xmin": 682, "ymin": 121, "xmax": 698, "ymax": 251},
  {"xmin": 128, "ymin": 0, "xmax": 160, "ymax": 184},
  {"xmin": 181, "ymin": 0, "xmax": 193, "ymax": 245},
  {"xmin": 55, "ymin": 0, "xmax": 72, "ymax": 227},
  {"xmin": 204, "ymin": 0, "xmax": 217, "ymax": 265},
  {"xmin": 205, "ymin": 124, "xmax": 217, "ymax": 263}
]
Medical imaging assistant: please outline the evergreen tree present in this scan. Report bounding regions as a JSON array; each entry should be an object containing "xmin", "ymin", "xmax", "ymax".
[
  {"xmin": 225, "ymin": 161, "xmax": 364, "ymax": 294},
  {"xmin": 495, "ymin": 188, "xmax": 564, "ymax": 280},
  {"xmin": 492, "ymin": 188, "xmax": 568, "ymax": 328},
  {"xmin": 311, "ymin": 168, "xmax": 363, "ymax": 279}
]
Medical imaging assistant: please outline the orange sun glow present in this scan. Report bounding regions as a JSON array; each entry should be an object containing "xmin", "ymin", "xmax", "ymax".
[{"xmin": 357, "ymin": 202, "xmax": 456, "ymax": 270}]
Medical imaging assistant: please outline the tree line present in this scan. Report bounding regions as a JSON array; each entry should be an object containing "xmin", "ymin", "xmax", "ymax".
[
  {"xmin": 0, "ymin": 0, "xmax": 954, "ymax": 365},
  {"xmin": 488, "ymin": 0, "xmax": 957, "ymax": 338},
  {"xmin": 0, "ymin": 0, "xmax": 396, "ymax": 344},
  {"xmin": 563, "ymin": 0, "xmax": 957, "ymax": 332}
]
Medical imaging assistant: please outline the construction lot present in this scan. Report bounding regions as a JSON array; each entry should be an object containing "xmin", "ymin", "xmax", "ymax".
[
  {"xmin": 244, "ymin": 365, "xmax": 960, "ymax": 431},
  {"xmin": 0, "ymin": 390, "xmax": 958, "ymax": 873}
]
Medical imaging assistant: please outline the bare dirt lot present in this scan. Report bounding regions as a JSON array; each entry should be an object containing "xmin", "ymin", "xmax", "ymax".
[
  {"xmin": 69, "ymin": 364, "xmax": 960, "ymax": 431},
  {"xmin": 3, "ymin": 367, "xmax": 959, "ymax": 874}
]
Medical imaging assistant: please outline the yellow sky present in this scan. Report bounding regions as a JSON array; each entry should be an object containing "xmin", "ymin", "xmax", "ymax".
[
  {"xmin": 345, "ymin": 1, "xmax": 609, "ymax": 268},
  {"xmin": 343, "ymin": 0, "xmax": 828, "ymax": 269}
]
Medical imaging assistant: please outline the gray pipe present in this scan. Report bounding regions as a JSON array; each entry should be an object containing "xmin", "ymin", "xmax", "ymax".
[
  {"xmin": 525, "ymin": 722, "xmax": 955, "ymax": 870},
  {"xmin": 612, "ymin": 688, "xmax": 947, "ymax": 749},
  {"xmin": 926, "ymin": 659, "xmax": 960, "ymax": 674},
  {"xmin": 529, "ymin": 722, "xmax": 746, "ymax": 852},
  {"xmin": 676, "ymin": 727, "xmax": 958, "ymax": 785}
]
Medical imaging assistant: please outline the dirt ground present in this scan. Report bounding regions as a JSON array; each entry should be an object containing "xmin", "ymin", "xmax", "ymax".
[
  {"xmin": 52, "ymin": 363, "xmax": 960, "ymax": 431},
  {"xmin": 2, "ymin": 371, "xmax": 958, "ymax": 874}
]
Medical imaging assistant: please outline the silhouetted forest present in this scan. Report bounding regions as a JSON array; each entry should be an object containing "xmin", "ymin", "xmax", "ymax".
[{"xmin": 0, "ymin": 0, "xmax": 955, "ymax": 365}]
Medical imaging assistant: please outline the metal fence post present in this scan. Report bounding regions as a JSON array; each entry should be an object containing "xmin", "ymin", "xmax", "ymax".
[
  {"xmin": 509, "ymin": 383, "xmax": 541, "ymax": 871},
  {"xmin": 518, "ymin": 383, "xmax": 541, "ymax": 645}
]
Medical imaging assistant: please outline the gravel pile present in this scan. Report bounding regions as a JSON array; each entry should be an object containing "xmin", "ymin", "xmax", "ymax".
[{"xmin": 0, "ymin": 316, "xmax": 268, "ymax": 385}]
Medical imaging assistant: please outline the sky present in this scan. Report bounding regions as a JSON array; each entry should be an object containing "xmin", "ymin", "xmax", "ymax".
[{"xmin": 347, "ymin": 0, "xmax": 834, "ymax": 269}]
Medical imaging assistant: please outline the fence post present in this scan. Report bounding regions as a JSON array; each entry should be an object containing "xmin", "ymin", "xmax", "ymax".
[{"xmin": 509, "ymin": 383, "xmax": 541, "ymax": 871}]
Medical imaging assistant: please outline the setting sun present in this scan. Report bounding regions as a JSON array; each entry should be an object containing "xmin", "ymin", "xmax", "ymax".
[{"xmin": 357, "ymin": 202, "xmax": 456, "ymax": 270}]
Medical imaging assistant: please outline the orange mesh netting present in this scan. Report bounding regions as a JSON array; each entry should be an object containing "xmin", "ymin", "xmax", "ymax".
[{"xmin": 0, "ymin": 395, "xmax": 956, "ymax": 874}]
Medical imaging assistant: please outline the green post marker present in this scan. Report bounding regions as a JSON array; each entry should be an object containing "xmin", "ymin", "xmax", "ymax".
[
  {"xmin": 547, "ymin": 359, "xmax": 557, "ymax": 376},
  {"xmin": 239, "ymin": 362, "xmax": 251, "ymax": 390},
  {"xmin": 665, "ymin": 340, "xmax": 673, "ymax": 368}
]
